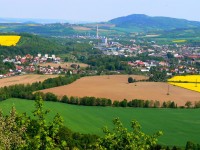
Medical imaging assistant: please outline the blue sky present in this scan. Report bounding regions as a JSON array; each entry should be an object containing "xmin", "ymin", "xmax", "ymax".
[{"xmin": 1, "ymin": 0, "xmax": 200, "ymax": 22}]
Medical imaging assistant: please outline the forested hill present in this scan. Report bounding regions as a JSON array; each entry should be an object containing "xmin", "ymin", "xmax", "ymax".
[
  {"xmin": 0, "ymin": 33, "xmax": 66, "ymax": 56},
  {"xmin": 0, "ymin": 33, "xmax": 93, "ymax": 56},
  {"xmin": 0, "ymin": 23, "xmax": 76, "ymax": 36},
  {"xmin": 109, "ymin": 14, "xmax": 200, "ymax": 31}
]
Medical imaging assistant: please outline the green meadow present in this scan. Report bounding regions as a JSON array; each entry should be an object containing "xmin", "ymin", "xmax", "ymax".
[{"xmin": 0, "ymin": 98, "xmax": 200, "ymax": 147}]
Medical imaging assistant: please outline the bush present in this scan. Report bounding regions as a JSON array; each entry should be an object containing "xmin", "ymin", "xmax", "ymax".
[{"xmin": 128, "ymin": 77, "xmax": 135, "ymax": 83}]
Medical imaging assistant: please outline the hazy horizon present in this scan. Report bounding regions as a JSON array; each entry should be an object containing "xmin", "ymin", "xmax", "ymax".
[{"xmin": 1, "ymin": 0, "xmax": 200, "ymax": 22}]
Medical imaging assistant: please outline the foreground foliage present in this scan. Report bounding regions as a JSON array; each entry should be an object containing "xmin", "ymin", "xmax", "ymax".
[
  {"xmin": 96, "ymin": 118, "xmax": 163, "ymax": 150},
  {"xmin": 0, "ymin": 96, "xmax": 164, "ymax": 149},
  {"xmin": 0, "ymin": 107, "xmax": 26, "ymax": 150}
]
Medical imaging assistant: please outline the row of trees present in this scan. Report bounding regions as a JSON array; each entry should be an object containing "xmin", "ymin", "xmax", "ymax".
[
  {"xmin": 185, "ymin": 101, "xmax": 200, "ymax": 108},
  {"xmin": 32, "ymin": 92, "xmax": 178, "ymax": 109}
]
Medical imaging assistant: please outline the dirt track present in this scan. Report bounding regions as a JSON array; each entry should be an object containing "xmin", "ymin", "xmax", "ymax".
[
  {"xmin": 41, "ymin": 75, "xmax": 200, "ymax": 106},
  {"xmin": 0, "ymin": 74, "xmax": 58, "ymax": 87}
]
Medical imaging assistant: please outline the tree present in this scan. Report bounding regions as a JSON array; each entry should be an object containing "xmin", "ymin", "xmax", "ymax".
[
  {"xmin": 149, "ymin": 66, "xmax": 167, "ymax": 82},
  {"xmin": 185, "ymin": 141, "xmax": 198, "ymax": 150},
  {"xmin": 185, "ymin": 101, "xmax": 192, "ymax": 108},
  {"xmin": 128, "ymin": 77, "xmax": 135, "ymax": 83},
  {"xmin": 45, "ymin": 92, "xmax": 58, "ymax": 102},
  {"xmin": 194, "ymin": 101, "xmax": 200, "ymax": 108},
  {"xmin": 119, "ymin": 99, "xmax": 127, "ymax": 107},
  {"xmin": 0, "ymin": 107, "xmax": 27, "ymax": 150},
  {"xmin": 96, "ymin": 118, "xmax": 163, "ymax": 150},
  {"xmin": 27, "ymin": 95, "xmax": 64, "ymax": 150},
  {"xmin": 61, "ymin": 95, "xmax": 69, "ymax": 103}
]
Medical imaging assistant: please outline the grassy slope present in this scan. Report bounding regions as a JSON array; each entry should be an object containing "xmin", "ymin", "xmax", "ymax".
[{"xmin": 0, "ymin": 98, "xmax": 200, "ymax": 146}]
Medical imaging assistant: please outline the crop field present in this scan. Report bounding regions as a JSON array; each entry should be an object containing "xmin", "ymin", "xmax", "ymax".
[
  {"xmin": 169, "ymin": 83, "xmax": 200, "ymax": 93},
  {"xmin": 172, "ymin": 39, "xmax": 187, "ymax": 43},
  {"xmin": 0, "ymin": 74, "xmax": 58, "ymax": 87},
  {"xmin": 0, "ymin": 98, "xmax": 200, "ymax": 146},
  {"xmin": 0, "ymin": 35, "xmax": 21, "ymax": 46},
  {"xmin": 168, "ymin": 75, "xmax": 200, "ymax": 83},
  {"xmin": 39, "ymin": 62, "xmax": 88, "ymax": 69},
  {"xmin": 168, "ymin": 75, "xmax": 200, "ymax": 93},
  {"xmin": 41, "ymin": 75, "xmax": 200, "ymax": 106}
]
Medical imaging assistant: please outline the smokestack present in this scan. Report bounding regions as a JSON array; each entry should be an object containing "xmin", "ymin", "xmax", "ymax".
[{"xmin": 96, "ymin": 24, "xmax": 99, "ymax": 39}]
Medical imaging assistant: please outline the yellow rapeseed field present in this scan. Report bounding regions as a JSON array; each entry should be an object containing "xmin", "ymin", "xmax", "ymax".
[
  {"xmin": 0, "ymin": 35, "xmax": 21, "ymax": 46},
  {"xmin": 168, "ymin": 75, "xmax": 200, "ymax": 92},
  {"xmin": 169, "ymin": 82, "xmax": 200, "ymax": 92},
  {"xmin": 168, "ymin": 75, "xmax": 200, "ymax": 82}
]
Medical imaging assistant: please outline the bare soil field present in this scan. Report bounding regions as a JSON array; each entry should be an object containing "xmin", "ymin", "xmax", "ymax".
[
  {"xmin": 0, "ymin": 74, "xmax": 58, "ymax": 87},
  {"xmin": 39, "ymin": 62, "xmax": 88, "ymax": 69},
  {"xmin": 41, "ymin": 75, "xmax": 200, "ymax": 106}
]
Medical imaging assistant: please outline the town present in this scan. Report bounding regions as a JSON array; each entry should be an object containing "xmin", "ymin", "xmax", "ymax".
[{"xmin": 1, "ymin": 37, "xmax": 200, "ymax": 79}]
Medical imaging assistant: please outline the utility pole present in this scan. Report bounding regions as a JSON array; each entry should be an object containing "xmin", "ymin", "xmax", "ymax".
[{"xmin": 96, "ymin": 24, "xmax": 99, "ymax": 39}]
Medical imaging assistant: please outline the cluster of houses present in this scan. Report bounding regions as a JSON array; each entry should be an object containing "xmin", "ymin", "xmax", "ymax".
[
  {"xmin": 94, "ymin": 37, "xmax": 200, "ymax": 75},
  {"xmin": 0, "ymin": 54, "xmax": 83, "ymax": 78},
  {"xmin": 128, "ymin": 59, "xmax": 199, "ymax": 75},
  {"xmin": 3, "ymin": 54, "xmax": 61, "ymax": 65}
]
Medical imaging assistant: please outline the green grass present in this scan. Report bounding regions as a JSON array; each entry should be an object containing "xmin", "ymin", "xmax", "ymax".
[{"xmin": 0, "ymin": 98, "xmax": 200, "ymax": 147}]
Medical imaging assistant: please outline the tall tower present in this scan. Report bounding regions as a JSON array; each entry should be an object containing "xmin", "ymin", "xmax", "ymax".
[{"xmin": 96, "ymin": 24, "xmax": 99, "ymax": 39}]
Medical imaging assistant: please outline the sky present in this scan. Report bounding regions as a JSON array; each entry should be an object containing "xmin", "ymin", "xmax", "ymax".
[{"xmin": 1, "ymin": 0, "xmax": 200, "ymax": 22}]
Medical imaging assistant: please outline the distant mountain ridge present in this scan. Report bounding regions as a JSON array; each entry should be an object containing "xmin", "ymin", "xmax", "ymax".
[
  {"xmin": 0, "ymin": 18, "xmax": 68, "ymax": 24},
  {"xmin": 0, "ymin": 18, "xmax": 93, "ymax": 24},
  {"xmin": 109, "ymin": 14, "xmax": 200, "ymax": 31}
]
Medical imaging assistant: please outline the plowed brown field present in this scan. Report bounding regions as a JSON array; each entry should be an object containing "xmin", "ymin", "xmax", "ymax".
[
  {"xmin": 41, "ymin": 75, "xmax": 200, "ymax": 106},
  {"xmin": 0, "ymin": 74, "xmax": 58, "ymax": 87}
]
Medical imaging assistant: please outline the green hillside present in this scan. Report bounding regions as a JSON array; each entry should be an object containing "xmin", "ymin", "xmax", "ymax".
[
  {"xmin": 0, "ymin": 33, "xmax": 66, "ymax": 56},
  {"xmin": 0, "ymin": 23, "xmax": 76, "ymax": 36},
  {"xmin": 0, "ymin": 98, "xmax": 200, "ymax": 147},
  {"xmin": 142, "ymin": 27, "xmax": 200, "ymax": 45},
  {"xmin": 109, "ymin": 14, "xmax": 200, "ymax": 31},
  {"xmin": 0, "ymin": 33, "xmax": 94, "ymax": 57}
]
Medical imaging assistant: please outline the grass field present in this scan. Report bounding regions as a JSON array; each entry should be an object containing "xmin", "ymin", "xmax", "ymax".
[
  {"xmin": 0, "ymin": 74, "xmax": 59, "ymax": 87},
  {"xmin": 41, "ymin": 75, "xmax": 200, "ymax": 106},
  {"xmin": 0, "ymin": 98, "xmax": 200, "ymax": 147}
]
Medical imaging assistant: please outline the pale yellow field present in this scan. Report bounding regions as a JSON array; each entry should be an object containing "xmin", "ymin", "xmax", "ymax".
[
  {"xmin": 0, "ymin": 74, "xmax": 58, "ymax": 87},
  {"xmin": 0, "ymin": 35, "xmax": 21, "ymax": 46}
]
